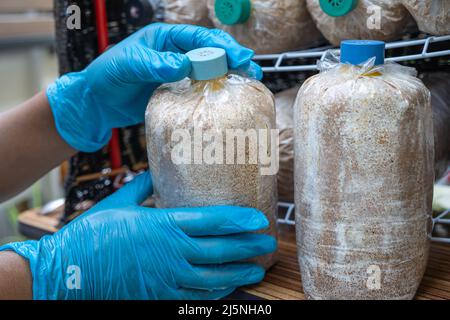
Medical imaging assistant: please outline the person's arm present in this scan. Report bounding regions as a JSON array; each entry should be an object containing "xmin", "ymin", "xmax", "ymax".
[
  {"xmin": 0, "ymin": 251, "xmax": 32, "ymax": 299},
  {"xmin": 0, "ymin": 92, "xmax": 76, "ymax": 201}
]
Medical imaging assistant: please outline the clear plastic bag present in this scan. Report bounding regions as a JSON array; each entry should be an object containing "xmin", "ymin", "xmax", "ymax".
[
  {"xmin": 306, "ymin": 0, "xmax": 414, "ymax": 46},
  {"xmin": 294, "ymin": 52, "xmax": 434, "ymax": 299},
  {"xmin": 402, "ymin": 0, "xmax": 450, "ymax": 35},
  {"xmin": 421, "ymin": 72, "xmax": 450, "ymax": 177},
  {"xmin": 207, "ymin": 0, "xmax": 323, "ymax": 54},
  {"xmin": 272, "ymin": 72, "xmax": 450, "ymax": 203},
  {"xmin": 163, "ymin": 0, "xmax": 212, "ymax": 26},
  {"xmin": 146, "ymin": 74, "xmax": 278, "ymax": 269},
  {"xmin": 275, "ymin": 86, "xmax": 299, "ymax": 203}
]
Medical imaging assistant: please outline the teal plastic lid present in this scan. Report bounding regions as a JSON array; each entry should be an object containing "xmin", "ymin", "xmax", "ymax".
[
  {"xmin": 319, "ymin": 0, "xmax": 358, "ymax": 17},
  {"xmin": 215, "ymin": 0, "xmax": 251, "ymax": 25},
  {"xmin": 186, "ymin": 47, "xmax": 228, "ymax": 81}
]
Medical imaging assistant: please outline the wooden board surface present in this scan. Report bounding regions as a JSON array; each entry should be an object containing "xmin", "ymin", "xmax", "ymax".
[
  {"xmin": 0, "ymin": 0, "xmax": 53, "ymax": 13},
  {"xmin": 0, "ymin": 15, "xmax": 54, "ymax": 39},
  {"xmin": 242, "ymin": 225, "xmax": 450, "ymax": 300},
  {"xmin": 18, "ymin": 208, "xmax": 60, "ymax": 234},
  {"xmin": 18, "ymin": 210, "xmax": 450, "ymax": 300}
]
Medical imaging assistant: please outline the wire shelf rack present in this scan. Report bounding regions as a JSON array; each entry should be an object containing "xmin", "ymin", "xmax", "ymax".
[
  {"xmin": 254, "ymin": 35, "xmax": 450, "ymax": 73},
  {"xmin": 277, "ymin": 202, "xmax": 295, "ymax": 226},
  {"xmin": 432, "ymin": 209, "xmax": 450, "ymax": 244},
  {"xmin": 277, "ymin": 203, "xmax": 450, "ymax": 244}
]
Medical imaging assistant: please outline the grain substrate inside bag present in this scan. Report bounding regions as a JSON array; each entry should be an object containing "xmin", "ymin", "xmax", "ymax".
[
  {"xmin": 207, "ymin": 0, "xmax": 322, "ymax": 54},
  {"xmin": 294, "ymin": 59, "xmax": 434, "ymax": 299},
  {"xmin": 164, "ymin": 0, "xmax": 212, "ymax": 26},
  {"xmin": 275, "ymin": 86, "xmax": 299, "ymax": 203},
  {"xmin": 306, "ymin": 0, "xmax": 414, "ymax": 46},
  {"xmin": 401, "ymin": 0, "xmax": 450, "ymax": 35},
  {"xmin": 146, "ymin": 75, "xmax": 279, "ymax": 269}
]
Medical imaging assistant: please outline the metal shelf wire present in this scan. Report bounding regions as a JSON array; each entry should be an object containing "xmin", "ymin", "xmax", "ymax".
[
  {"xmin": 277, "ymin": 202, "xmax": 295, "ymax": 226},
  {"xmin": 431, "ymin": 209, "xmax": 450, "ymax": 244},
  {"xmin": 255, "ymin": 35, "xmax": 450, "ymax": 73}
]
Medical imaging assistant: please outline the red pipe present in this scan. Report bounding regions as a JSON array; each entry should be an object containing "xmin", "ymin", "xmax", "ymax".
[{"xmin": 94, "ymin": 0, "xmax": 122, "ymax": 170}]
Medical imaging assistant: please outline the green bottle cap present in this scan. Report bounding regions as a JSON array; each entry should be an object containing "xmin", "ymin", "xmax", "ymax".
[
  {"xmin": 215, "ymin": 0, "xmax": 251, "ymax": 25},
  {"xmin": 319, "ymin": 0, "xmax": 358, "ymax": 17}
]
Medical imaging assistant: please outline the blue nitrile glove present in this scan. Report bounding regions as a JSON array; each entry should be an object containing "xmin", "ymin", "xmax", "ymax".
[
  {"xmin": 0, "ymin": 172, "xmax": 276, "ymax": 300},
  {"xmin": 47, "ymin": 23, "xmax": 262, "ymax": 152}
]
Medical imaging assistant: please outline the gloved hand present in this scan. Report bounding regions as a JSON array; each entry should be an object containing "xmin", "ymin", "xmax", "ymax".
[
  {"xmin": 0, "ymin": 172, "xmax": 276, "ymax": 300},
  {"xmin": 47, "ymin": 23, "xmax": 263, "ymax": 152}
]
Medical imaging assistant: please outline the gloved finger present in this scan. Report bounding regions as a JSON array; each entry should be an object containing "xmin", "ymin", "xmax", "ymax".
[
  {"xmin": 101, "ymin": 171, "xmax": 153, "ymax": 207},
  {"xmin": 113, "ymin": 46, "xmax": 191, "ymax": 84},
  {"xmin": 166, "ymin": 206, "xmax": 269, "ymax": 236},
  {"xmin": 176, "ymin": 263, "xmax": 265, "ymax": 290},
  {"xmin": 232, "ymin": 61, "xmax": 263, "ymax": 81},
  {"xmin": 151, "ymin": 24, "xmax": 255, "ymax": 70},
  {"xmin": 177, "ymin": 287, "xmax": 235, "ymax": 300},
  {"xmin": 183, "ymin": 234, "xmax": 277, "ymax": 264}
]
